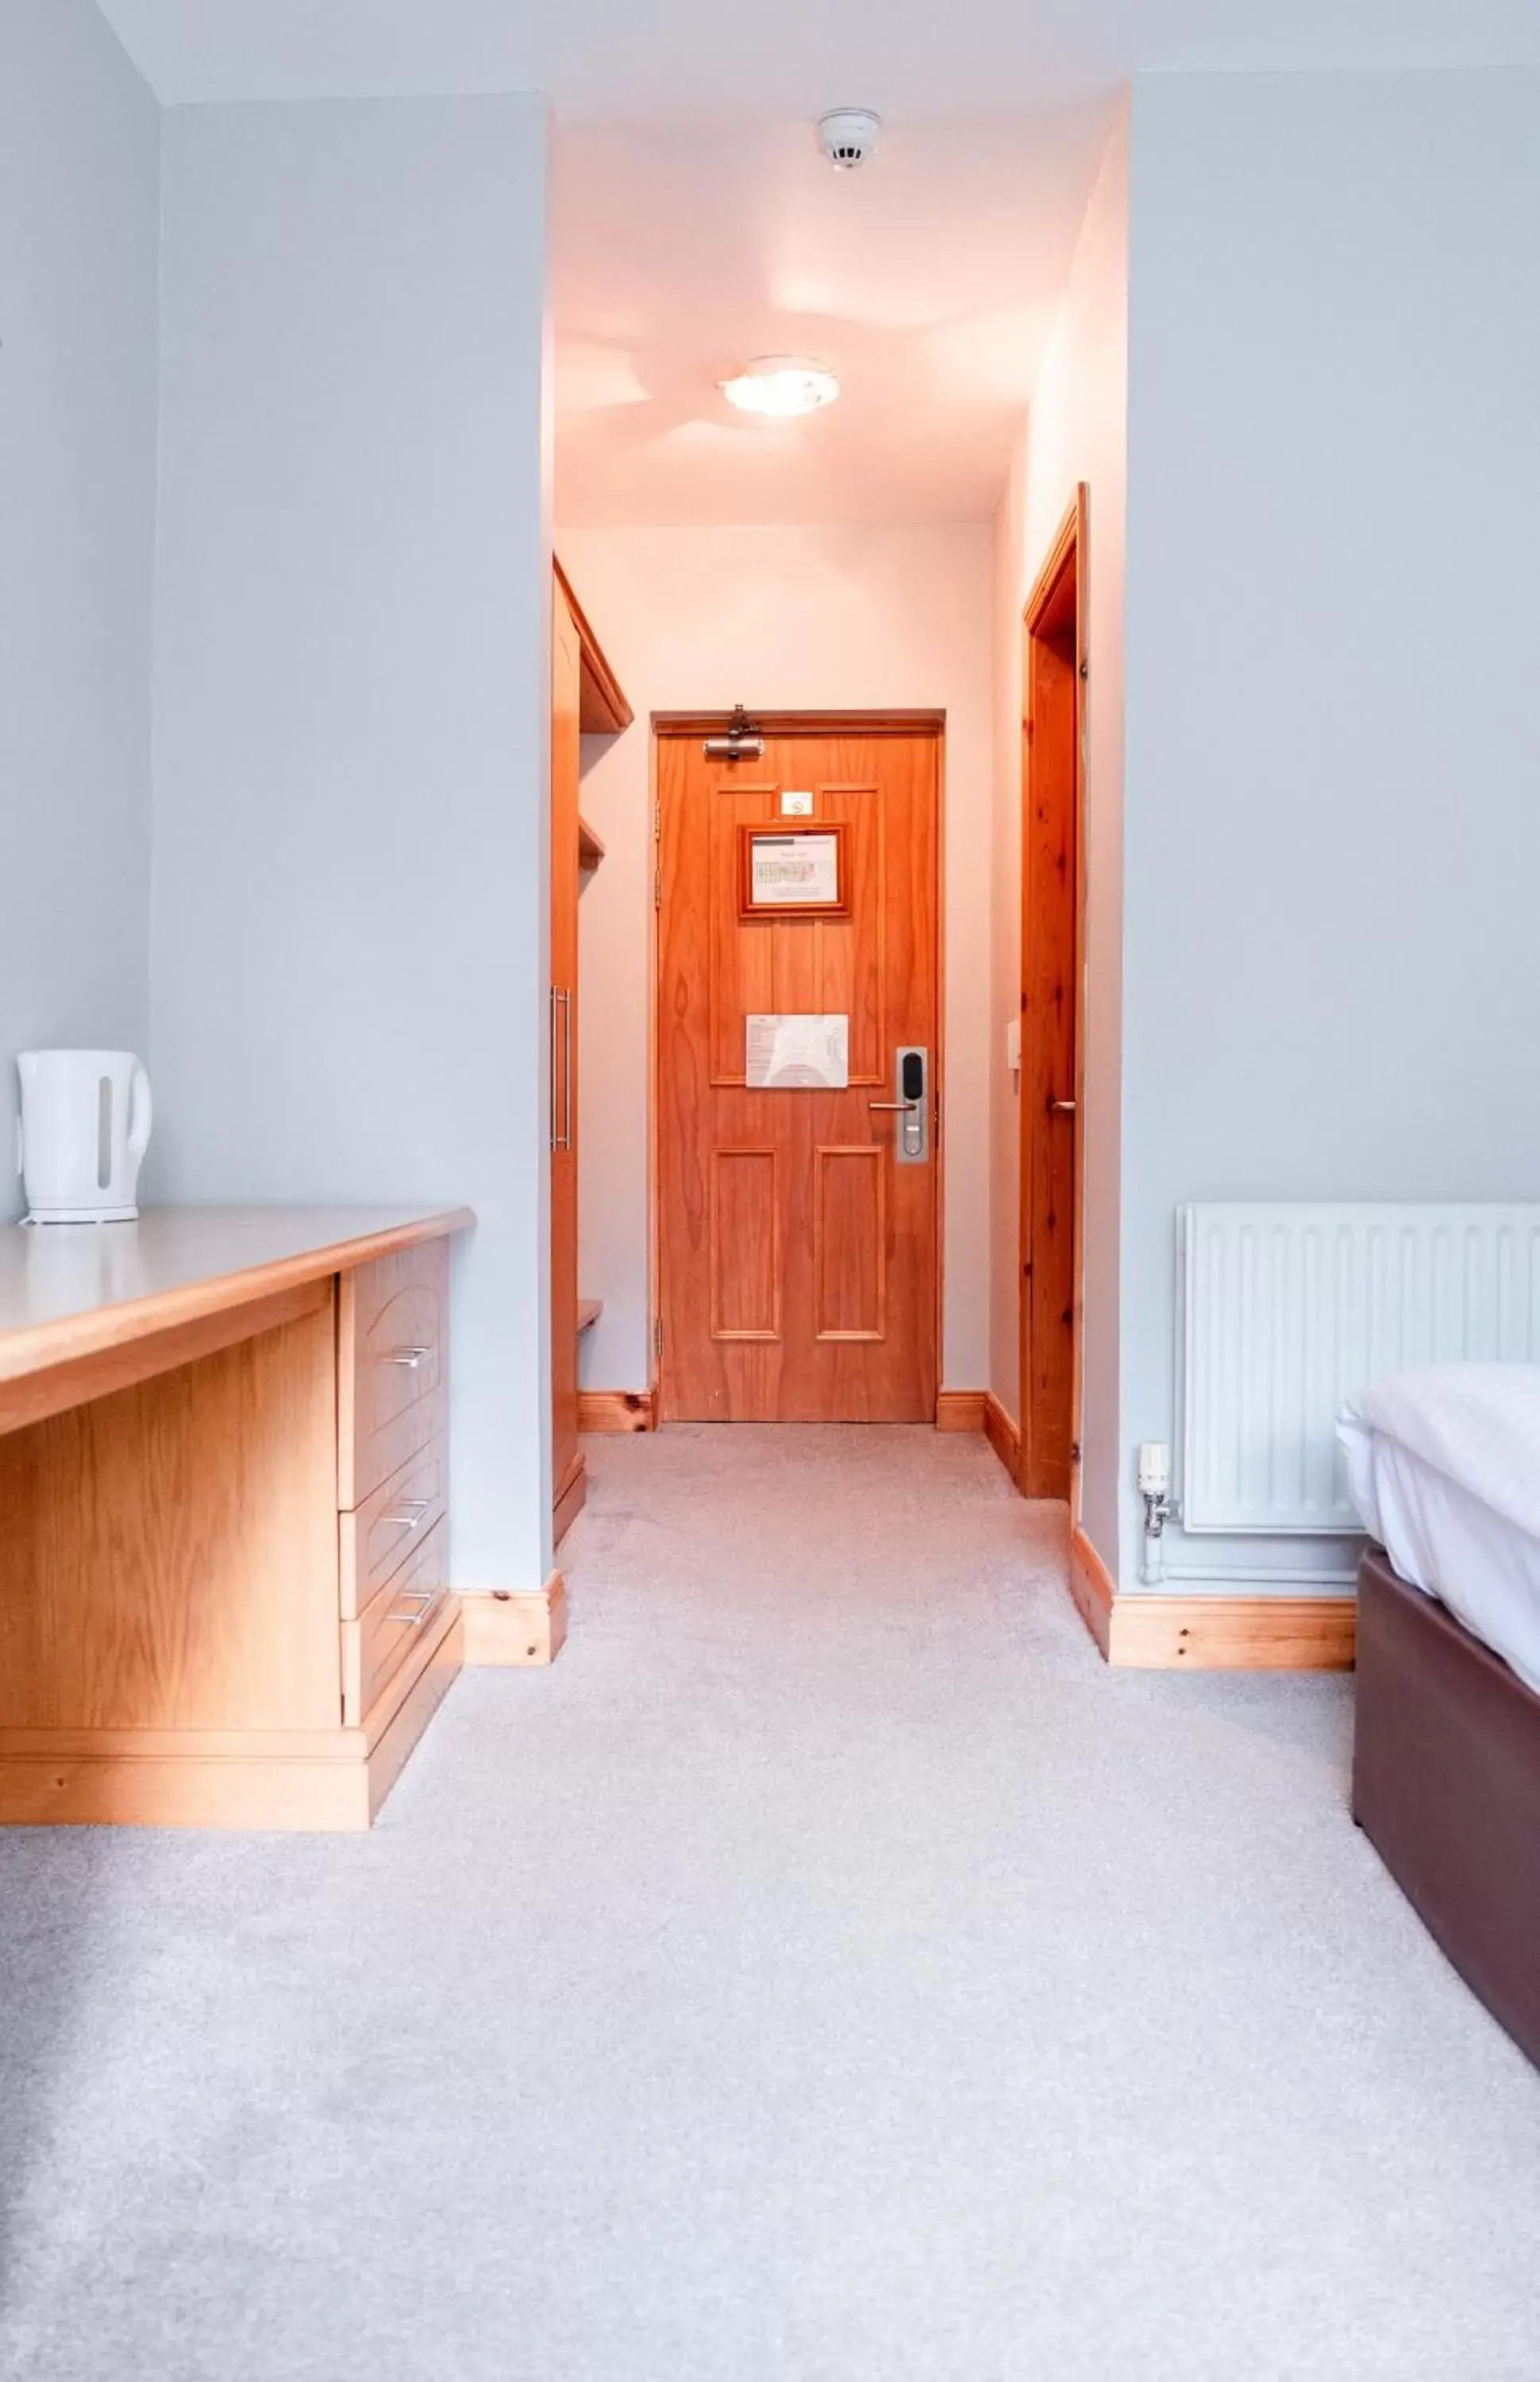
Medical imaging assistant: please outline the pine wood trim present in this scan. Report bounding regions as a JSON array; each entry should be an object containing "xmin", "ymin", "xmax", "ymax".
[
  {"xmin": 553, "ymin": 556, "xmax": 633, "ymax": 733},
  {"xmin": 935, "ymin": 1390, "xmax": 987, "ymax": 1431},
  {"xmin": 653, "ymin": 708, "xmax": 944, "ymax": 740},
  {"xmin": 1023, "ymin": 496, "xmax": 1082, "ymax": 630},
  {"xmin": 459, "ymin": 1576, "xmax": 568, "ymax": 1667},
  {"xmin": 553, "ymin": 1454, "xmax": 587, "ymax": 1546},
  {"xmin": 983, "ymin": 1393, "xmax": 1020, "ymax": 1479},
  {"xmin": 577, "ymin": 1389, "xmax": 656, "ymax": 1433},
  {"xmin": 1068, "ymin": 1524, "xmax": 1115, "ymax": 1658},
  {"xmin": 1109, "ymin": 1594, "xmax": 1357, "ymax": 1671},
  {"xmin": 1066, "ymin": 1528, "xmax": 1354, "ymax": 1670}
]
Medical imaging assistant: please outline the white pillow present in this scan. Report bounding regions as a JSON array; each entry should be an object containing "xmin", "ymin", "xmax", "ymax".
[{"xmin": 1337, "ymin": 1363, "xmax": 1540, "ymax": 1541}]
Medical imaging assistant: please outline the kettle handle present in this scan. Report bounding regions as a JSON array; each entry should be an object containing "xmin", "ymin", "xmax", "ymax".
[
  {"xmin": 13, "ymin": 1052, "xmax": 35, "ymax": 1180},
  {"xmin": 126, "ymin": 1062, "xmax": 153, "ymax": 1162}
]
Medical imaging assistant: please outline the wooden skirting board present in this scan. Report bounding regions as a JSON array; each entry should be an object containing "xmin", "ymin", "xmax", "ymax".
[
  {"xmin": 577, "ymin": 1390, "xmax": 656, "ymax": 1433},
  {"xmin": 984, "ymin": 1393, "xmax": 1020, "ymax": 1480},
  {"xmin": 459, "ymin": 1577, "xmax": 568, "ymax": 1667},
  {"xmin": 1068, "ymin": 1527, "xmax": 1355, "ymax": 1671},
  {"xmin": 935, "ymin": 1390, "xmax": 1020, "ymax": 1482}
]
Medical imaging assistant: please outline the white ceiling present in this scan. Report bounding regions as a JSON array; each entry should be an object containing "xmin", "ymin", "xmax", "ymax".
[
  {"xmin": 94, "ymin": 1, "xmax": 1540, "ymax": 526},
  {"xmin": 551, "ymin": 112, "xmax": 1112, "ymax": 526}
]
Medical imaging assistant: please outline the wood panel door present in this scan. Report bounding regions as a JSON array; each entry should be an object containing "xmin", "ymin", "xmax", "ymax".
[
  {"xmin": 657, "ymin": 727, "xmax": 940, "ymax": 1422},
  {"xmin": 549, "ymin": 575, "xmax": 583, "ymax": 1528},
  {"xmin": 1019, "ymin": 496, "xmax": 1084, "ymax": 1501}
]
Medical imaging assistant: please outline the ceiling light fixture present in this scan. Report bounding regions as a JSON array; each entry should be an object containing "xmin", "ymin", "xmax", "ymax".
[{"xmin": 718, "ymin": 357, "xmax": 841, "ymax": 418}]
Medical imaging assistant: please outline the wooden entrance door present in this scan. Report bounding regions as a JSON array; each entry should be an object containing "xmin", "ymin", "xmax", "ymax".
[
  {"xmin": 1019, "ymin": 494, "xmax": 1086, "ymax": 1501},
  {"xmin": 656, "ymin": 723, "xmax": 941, "ymax": 1422}
]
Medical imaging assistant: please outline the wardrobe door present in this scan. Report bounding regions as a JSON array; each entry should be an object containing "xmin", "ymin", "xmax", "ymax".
[{"xmin": 550, "ymin": 575, "xmax": 584, "ymax": 1537}]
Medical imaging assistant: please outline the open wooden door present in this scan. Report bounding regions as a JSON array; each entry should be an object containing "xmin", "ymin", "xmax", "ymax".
[
  {"xmin": 1019, "ymin": 492, "xmax": 1087, "ymax": 1502},
  {"xmin": 656, "ymin": 719, "xmax": 941, "ymax": 1422}
]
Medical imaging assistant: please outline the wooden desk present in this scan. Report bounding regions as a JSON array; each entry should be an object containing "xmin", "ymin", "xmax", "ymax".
[{"xmin": 0, "ymin": 1206, "xmax": 473, "ymax": 1829}]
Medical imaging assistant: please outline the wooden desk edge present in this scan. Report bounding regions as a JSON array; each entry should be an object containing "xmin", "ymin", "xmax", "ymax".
[{"xmin": 0, "ymin": 1207, "xmax": 475, "ymax": 1394}]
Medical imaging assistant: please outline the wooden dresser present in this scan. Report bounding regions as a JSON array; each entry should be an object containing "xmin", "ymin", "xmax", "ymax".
[{"xmin": 0, "ymin": 1207, "xmax": 472, "ymax": 1829}]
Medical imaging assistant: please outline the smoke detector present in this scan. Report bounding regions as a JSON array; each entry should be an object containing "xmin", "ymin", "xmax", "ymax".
[{"xmin": 818, "ymin": 107, "xmax": 882, "ymax": 171}]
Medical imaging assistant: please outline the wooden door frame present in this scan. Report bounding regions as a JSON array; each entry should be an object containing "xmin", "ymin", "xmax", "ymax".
[
  {"xmin": 1018, "ymin": 488, "xmax": 1088, "ymax": 1513},
  {"xmin": 649, "ymin": 709, "xmax": 946, "ymax": 1421}
]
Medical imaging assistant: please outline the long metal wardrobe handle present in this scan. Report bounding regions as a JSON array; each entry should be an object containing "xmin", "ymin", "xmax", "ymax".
[
  {"xmin": 549, "ymin": 987, "xmax": 560, "ymax": 1151},
  {"xmin": 563, "ymin": 986, "xmax": 574, "ymax": 1151},
  {"xmin": 550, "ymin": 988, "xmax": 573, "ymax": 1152}
]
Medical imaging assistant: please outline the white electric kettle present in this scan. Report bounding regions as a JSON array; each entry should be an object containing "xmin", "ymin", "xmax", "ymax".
[{"xmin": 15, "ymin": 1050, "xmax": 153, "ymax": 1224}]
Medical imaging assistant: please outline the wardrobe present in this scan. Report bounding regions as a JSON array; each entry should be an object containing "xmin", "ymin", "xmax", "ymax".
[{"xmin": 549, "ymin": 559, "xmax": 631, "ymax": 1544}]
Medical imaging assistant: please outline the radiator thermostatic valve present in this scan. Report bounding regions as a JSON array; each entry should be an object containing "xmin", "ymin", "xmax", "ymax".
[
  {"xmin": 1137, "ymin": 1442, "xmax": 1171, "ymax": 1501},
  {"xmin": 1137, "ymin": 1443, "xmax": 1172, "ymax": 1583}
]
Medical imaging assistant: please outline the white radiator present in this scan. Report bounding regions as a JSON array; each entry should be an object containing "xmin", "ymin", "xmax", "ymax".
[{"xmin": 1179, "ymin": 1204, "xmax": 1540, "ymax": 1535}]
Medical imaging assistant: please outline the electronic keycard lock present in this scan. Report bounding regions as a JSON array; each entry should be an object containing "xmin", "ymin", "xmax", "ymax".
[{"xmin": 869, "ymin": 1046, "xmax": 930, "ymax": 1165}]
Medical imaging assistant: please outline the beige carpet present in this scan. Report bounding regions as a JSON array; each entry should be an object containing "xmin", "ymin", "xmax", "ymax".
[{"xmin": 2, "ymin": 1424, "xmax": 1539, "ymax": 2380}]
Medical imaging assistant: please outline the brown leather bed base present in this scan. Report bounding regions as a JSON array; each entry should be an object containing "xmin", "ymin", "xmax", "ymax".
[{"xmin": 1354, "ymin": 1549, "xmax": 1540, "ymax": 2069}]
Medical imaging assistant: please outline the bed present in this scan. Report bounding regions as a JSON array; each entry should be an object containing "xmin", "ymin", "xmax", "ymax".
[{"xmin": 1338, "ymin": 1366, "xmax": 1540, "ymax": 2069}]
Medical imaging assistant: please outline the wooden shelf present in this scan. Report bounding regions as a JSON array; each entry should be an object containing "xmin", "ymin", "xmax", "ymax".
[
  {"xmin": 554, "ymin": 557, "xmax": 633, "ymax": 734},
  {"xmin": 578, "ymin": 817, "xmax": 606, "ymax": 873},
  {"xmin": 577, "ymin": 1299, "xmax": 603, "ymax": 1333}
]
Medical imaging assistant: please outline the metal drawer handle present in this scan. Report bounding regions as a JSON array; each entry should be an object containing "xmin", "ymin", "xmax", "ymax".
[
  {"xmin": 386, "ymin": 1586, "xmax": 439, "ymax": 1626},
  {"xmin": 383, "ymin": 1345, "xmax": 433, "ymax": 1369},
  {"xmin": 383, "ymin": 1498, "xmax": 431, "ymax": 1529}
]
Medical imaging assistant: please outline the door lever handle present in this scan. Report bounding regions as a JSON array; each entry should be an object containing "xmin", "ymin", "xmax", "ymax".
[
  {"xmin": 1049, "ymin": 1098, "xmax": 1076, "ymax": 1114},
  {"xmin": 868, "ymin": 1100, "xmax": 914, "ymax": 1112}
]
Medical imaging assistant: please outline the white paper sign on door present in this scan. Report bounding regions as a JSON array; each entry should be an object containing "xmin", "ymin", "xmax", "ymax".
[
  {"xmin": 749, "ymin": 831, "xmax": 838, "ymax": 906},
  {"xmin": 745, "ymin": 1014, "xmax": 849, "ymax": 1089}
]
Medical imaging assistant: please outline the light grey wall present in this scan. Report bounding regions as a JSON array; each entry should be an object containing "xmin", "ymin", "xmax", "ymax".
[
  {"xmin": 0, "ymin": 0, "xmax": 159, "ymax": 1217},
  {"xmin": 151, "ymin": 94, "xmax": 555, "ymax": 1591},
  {"xmin": 1119, "ymin": 67, "xmax": 1540, "ymax": 1587}
]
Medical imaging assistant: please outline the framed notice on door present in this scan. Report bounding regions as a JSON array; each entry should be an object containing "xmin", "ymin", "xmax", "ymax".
[{"xmin": 738, "ymin": 823, "xmax": 850, "ymax": 919}]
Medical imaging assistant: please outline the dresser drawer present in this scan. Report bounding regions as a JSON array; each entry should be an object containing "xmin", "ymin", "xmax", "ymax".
[
  {"xmin": 338, "ymin": 1433, "xmax": 449, "ymax": 1621},
  {"xmin": 341, "ymin": 1516, "xmax": 450, "ymax": 1725},
  {"xmin": 338, "ymin": 1238, "xmax": 449, "ymax": 1509}
]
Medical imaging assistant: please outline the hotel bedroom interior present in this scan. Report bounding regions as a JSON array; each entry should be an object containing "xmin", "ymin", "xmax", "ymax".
[{"xmin": 3, "ymin": 0, "xmax": 1540, "ymax": 2374}]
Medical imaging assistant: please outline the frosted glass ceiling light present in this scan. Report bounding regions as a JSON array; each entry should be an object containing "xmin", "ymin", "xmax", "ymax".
[{"xmin": 718, "ymin": 357, "xmax": 840, "ymax": 418}]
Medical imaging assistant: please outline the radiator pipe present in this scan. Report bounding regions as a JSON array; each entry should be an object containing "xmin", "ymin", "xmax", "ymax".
[
  {"xmin": 1141, "ymin": 1499, "xmax": 1169, "ymax": 1586},
  {"xmin": 1156, "ymin": 1563, "xmax": 1358, "ymax": 1588}
]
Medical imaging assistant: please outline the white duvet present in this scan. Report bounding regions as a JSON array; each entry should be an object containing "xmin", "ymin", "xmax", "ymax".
[{"xmin": 1338, "ymin": 1363, "xmax": 1540, "ymax": 1693}]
